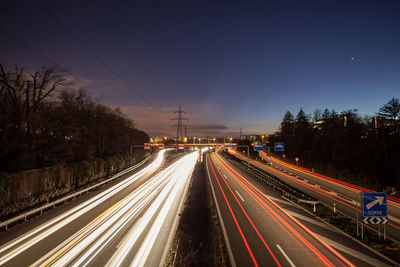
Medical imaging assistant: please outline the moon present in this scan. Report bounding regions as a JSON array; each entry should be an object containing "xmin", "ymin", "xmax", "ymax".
[{"xmin": 351, "ymin": 57, "xmax": 355, "ymax": 61}]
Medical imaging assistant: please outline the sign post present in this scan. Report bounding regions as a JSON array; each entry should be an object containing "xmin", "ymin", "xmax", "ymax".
[{"xmin": 356, "ymin": 193, "xmax": 360, "ymax": 237}]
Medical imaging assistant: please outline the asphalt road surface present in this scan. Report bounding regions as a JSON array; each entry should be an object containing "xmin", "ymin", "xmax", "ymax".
[
  {"xmin": 207, "ymin": 151, "xmax": 394, "ymax": 266},
  {"xmin": 229, "ymin": 149, "xmax": 400, "ymax": 244},
  {"xmin": 0, "ymin": 150, "xmax": 198, "ymax": 267}
]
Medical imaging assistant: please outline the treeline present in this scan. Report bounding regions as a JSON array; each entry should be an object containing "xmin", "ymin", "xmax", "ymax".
[
  {"xmin": 271, "ymin": 99, "xmax": 400, "ymax": 189},
  {"xmin": 0, "ymin": 64, "xmax": 149, "ymax": 173}
]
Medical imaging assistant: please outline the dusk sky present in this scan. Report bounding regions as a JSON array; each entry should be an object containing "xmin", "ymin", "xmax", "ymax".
[{"xmin": 1, "ymin": 1, "xmax": 399, "ymax": 137}]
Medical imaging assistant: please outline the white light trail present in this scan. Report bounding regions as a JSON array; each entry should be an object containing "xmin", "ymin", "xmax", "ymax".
[
  {"xmin": 29, "ymin": 151, "xmax": 197, "ymax": 267},
  {"xmin": 130, "ymin": 152, "xmax": 197, "ymax": 266},
  {"xmin": 0, "ymin": 150, "xmax": 166, "ymax": 265}
]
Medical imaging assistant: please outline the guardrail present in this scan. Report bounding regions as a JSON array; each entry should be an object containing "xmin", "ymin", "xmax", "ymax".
[
  {"xmin": 227, "ymin": 157, "xmax": 319, "ymax": 208},
  {"xmin": 0, "ymin": 155, "xmax": 151, "ymax": 230},
  {"xmin": 228, "ymin": 154, "xmax": 400, "ymax": 248}
]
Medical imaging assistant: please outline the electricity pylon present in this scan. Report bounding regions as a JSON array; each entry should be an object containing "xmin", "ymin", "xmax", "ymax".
[{"xmin": 171, "ymin": 105, "xmax": 188, "ymax": 142}]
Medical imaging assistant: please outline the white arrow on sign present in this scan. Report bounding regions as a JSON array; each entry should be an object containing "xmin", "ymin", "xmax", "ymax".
[{"xmin": 366, "ymin": 196, "xmax": 385, "ymax": 210}]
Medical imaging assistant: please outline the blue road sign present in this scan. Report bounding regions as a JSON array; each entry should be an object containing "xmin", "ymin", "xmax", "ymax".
[
  {"xmin": 274, "ymin": 142, "xmax": 284, "ymax": 152},
  {"xmin": 362, "ymin": 192, "xmax": 387, "ymax": 217},
  {"xmin": 254, "ymin": 146, "xmax": 263, "ymax": 151}
]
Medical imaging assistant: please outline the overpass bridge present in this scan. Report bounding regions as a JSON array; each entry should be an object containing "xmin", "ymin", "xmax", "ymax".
[{"xmin": 136, "ymin": 143, "xmax": 237, "ymax": 149}]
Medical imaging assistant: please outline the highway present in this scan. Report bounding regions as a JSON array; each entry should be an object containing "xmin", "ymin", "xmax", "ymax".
[
  {"xmin": 207, "ymin": 151, "xmax": 394, "ymax": 266},
  {"xmin": 229, "ymin": 149, "xmax": 400, "ymax": 243},
  {"xmin": 0, "ymin": 150, "xmax": 198, "ymax": 267}
]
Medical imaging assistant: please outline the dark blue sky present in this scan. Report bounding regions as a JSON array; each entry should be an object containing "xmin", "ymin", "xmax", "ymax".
[{"xmin": 1, "ymin": 1, "xmax": 399, "ymax": 137}]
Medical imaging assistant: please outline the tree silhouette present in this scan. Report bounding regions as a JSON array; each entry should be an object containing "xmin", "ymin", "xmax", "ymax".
[
  {"xmin": 378, "ymin": 97, "xmax": 400, "ymax": 120},
  {"xmin": 0, "ymin": 65, "xmax": 149, "ymax": 172},
  {"xmin": 275, "ymin": 104, "xmax": 399, "ymax": 190},
  {"xmin": 0, "ymin": 64, "xmax": 67, "ymax": 169},
  {"xmin": 281, "ymin": 111, "xmax": 294, "ymax": 133}
]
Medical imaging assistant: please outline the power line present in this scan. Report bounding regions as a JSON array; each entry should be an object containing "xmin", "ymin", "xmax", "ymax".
[
  {"xmin": 85, "ymin": 1, "xmax": 175, "ymax": 110},
  {"xmin": 0, "ymin": 28, "xmax": 155, "ymax": 120},
  {"xmin": 3, "ymin": 1, "xmax": 177, "ymax": 121},
  {"xmin": 34, "ymin": 0, "xmax": 159, "ymax": 110},
  {"xmin": 0, "ymin": 9, "xmax": 127, "ymax": 108},
  {"xmin": 90, "ymin": 2, "xmax": 177, "ymax": 108}
]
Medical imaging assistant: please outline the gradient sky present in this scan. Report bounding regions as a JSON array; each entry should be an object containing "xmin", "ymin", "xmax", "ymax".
[{"xmin": 1, "ymin": 1, "xmax": 399, "ymax": 137}]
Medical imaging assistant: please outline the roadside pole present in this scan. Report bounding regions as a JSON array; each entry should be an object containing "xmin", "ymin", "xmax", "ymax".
[
  {"xmin": 356, "ymin": 193, "xmax": 360, "ymax": 237},
  {"xmin": 383, "ymin": 224, "xmax": 387, "ymax": 240},
  {"xmin": 236, "ymin": 145, "xmax": 250, "ymax": 168},
  {"xmin": 244, "ymin": 146, "xmax": 249, "ymax": 168},
  {"xmin": 360, "ymin": 193, "xmax": 363, "ymax": 239}
]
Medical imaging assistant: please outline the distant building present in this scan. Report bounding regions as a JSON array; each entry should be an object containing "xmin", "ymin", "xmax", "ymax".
[
  {"xmin": 371, "ymin": 116, "xmax": 386, "ymax": 129},
  {"xmin": 249, "ymin": 134, "xmax": 259, "ymax": 141},
  {"xmin": 312, "ymin": 120, "xmax": 325, "ymax": 130}
]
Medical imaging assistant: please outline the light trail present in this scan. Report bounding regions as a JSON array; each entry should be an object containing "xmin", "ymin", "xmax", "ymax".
[
  {"xmin": 110, "ymin": 152, "xmax": 197, "ymax": 267},
  {"xmin": 207, "ymin": 155, "xmax": 260, "ymax": 267},
  {"xmin": 229, "ymin": 150, "xmax": 360, "ymax": 209},
  {"xmin": 259, "ymin": 151, "xmax": 400, "ymax": 205},
  {"xmin": 212, "ymin": 154, "xmax": 315, "ymax": 265},
  {"xmin": 212, "ymin": 152, "xmax": 354, "ymax": 267},
  {"xmin": 30, "ymin": 151, "xmax": 198, "ymax": 267},
  {"xmin": 0, "ymin": 150, "xmax": 165, "ymax": 266},
  {"xmin": 233, "ymin": 149, "xmax": 400, "ymax": 237},
  {"xmin": 218, "ymin": 155, "xmax": 353, "ymax": 266}
]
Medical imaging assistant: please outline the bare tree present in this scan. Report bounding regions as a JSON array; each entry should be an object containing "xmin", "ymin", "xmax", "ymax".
[
  {"xmin": 0, "ymin": 64, "xmax": 67, "ymax": 168},
  {"xmin": 0, "ymin": 64, "xmax": 66, "ymax": 132},
  {"xmin": 313, "ymin": 108, "xmax": 322, "ymax": 122}
]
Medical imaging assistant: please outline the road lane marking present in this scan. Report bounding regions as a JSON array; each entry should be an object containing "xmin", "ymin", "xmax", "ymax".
[
  {"xmin": 235, "ymin": 191, "xmax": 245, "ymax": 202},
  {"xmin": 208, "ymin": 155, "xmax": 258, "ymax": 265},
  {"xmin": 261, "ymin": 193, "xmax": 295, "ymax": 207},
  {"xmin": 223, "ymin": 174, "xmax": 228, "ymax": 180},
  {"xmin": 32, "ymin": 153, "xmax": 192, "ymax": 267},
  {"xmin": 316, "ymin": 234, "xmax": 388, "ymax": 267},
  {"xmin": 206, "ymin": 157, "xmax": 236, "ymax": 267},
  {"xmin": 0, "ymin": 151, "xmax": 167, "ymax": 265},
  {"xmin": 276, "ymin": 244, "xmax": 295, "ymax": 267},
  {"xmin": 284, "ymin": 210, "xmax": 337, "ymax": 231},
  {"xmin": 215, "ymin": 153, "xmax": 343, "ymax": 266}
]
